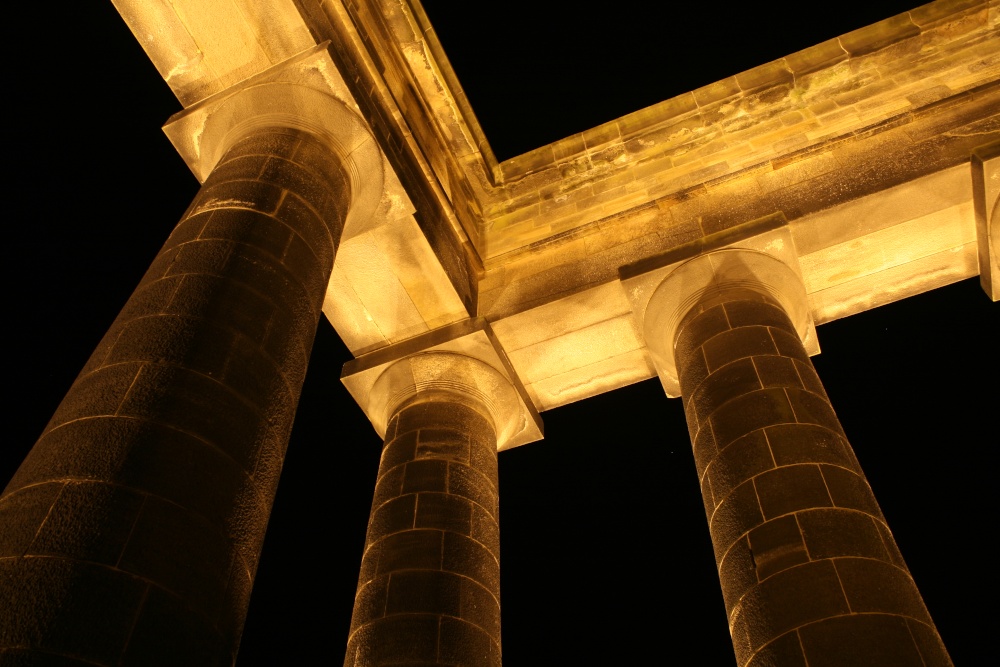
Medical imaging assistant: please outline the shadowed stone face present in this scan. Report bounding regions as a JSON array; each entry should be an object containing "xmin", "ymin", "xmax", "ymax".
[
  {"xmin": 0, "ymin": 127, "xmax": 351, "ymax": 665},
  {"xmin": 347, "ymin": 395, "xmax": 502, "ymax": 667},
  {"xmin": 673, "ymin": 290, "xmax": 951, "ymax": 667}
]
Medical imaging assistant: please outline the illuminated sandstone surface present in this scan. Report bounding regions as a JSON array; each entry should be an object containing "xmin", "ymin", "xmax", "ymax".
[{"xmin": 1, "ymin": 1, "xmax": 996, "ymax": 665}]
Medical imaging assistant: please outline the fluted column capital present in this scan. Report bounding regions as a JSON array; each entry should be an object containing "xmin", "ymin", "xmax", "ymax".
[
  {"xmin": 621, "ymin": 215, "xmax": 819, "ymax": 397},
  {"xmin": 645, "ymin": 248, "xmax": 812, "ymax": 393},
  {"xmin": 342, "ymin": 319, "xmax": 543, "ymax": 450},
  {"xmin": 371, "ymin": 351, "xmax": 524, "ymax": 446},
  {"xmin": 162, "ymin": 44, "xmax": 400, "ymax": 240}
]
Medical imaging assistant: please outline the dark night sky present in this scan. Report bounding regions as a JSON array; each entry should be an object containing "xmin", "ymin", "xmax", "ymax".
[{"xmin": 7, "ymin": 1, "xmax": 997, "ymax": 665}]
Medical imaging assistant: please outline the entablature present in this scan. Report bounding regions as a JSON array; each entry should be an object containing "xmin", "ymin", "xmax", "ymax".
[{"xmin": 111, "ymin": 0, "xmax": 999, "ymax": 424}]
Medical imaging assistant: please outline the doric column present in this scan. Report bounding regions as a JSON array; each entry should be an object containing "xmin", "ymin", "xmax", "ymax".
[
  {"xmin": 345, "ymin": 352, "xmax": 523, "ymax": 667},
  {"xmin": 1, "ymin": 126, "xmax": 351, "ymax": 664},
  {"xmin": 644, "ymin": 249, "xmax": 952, "ymax": 667}
]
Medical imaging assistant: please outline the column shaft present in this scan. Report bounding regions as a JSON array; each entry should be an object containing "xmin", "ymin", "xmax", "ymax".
[
  {"xmin": 674, "ymin": 289, "xmax": 951, "ymax": 667},
  {"xmin": 0, "ymin": 128, "xmax": 350, "ymax": 665},
  {"xmin": 346, "ymin": 394, "xmax": 502, "ymax": 667}
]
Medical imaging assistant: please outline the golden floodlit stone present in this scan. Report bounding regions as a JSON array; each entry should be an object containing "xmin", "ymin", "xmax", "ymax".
[{"xmin": 2, "ymin": 0, "xmax": 996, "ymax": 665}]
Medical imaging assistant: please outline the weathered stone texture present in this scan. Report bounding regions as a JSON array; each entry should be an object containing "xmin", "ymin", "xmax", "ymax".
[
  {"xmin": 0, "ymin": 127, "xmax": 350, "ymax": 665},
  {"xmin": 673, "ymin": 290, "xmax": 952, "ymax": 667},
  {"xmin": 346, "ymin": 397, "xmax": 501, "ymax": 667}
]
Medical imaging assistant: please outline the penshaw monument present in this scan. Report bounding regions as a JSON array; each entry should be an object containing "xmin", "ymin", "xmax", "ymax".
[{"xmin": 2, "ymin": 1, "xmax": 998, "ymax": 665}]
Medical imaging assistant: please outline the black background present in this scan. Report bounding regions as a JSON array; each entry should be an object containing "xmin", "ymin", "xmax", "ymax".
[{"xmin": 7, "ymin": 1, "xmax": 997, "ymax": 664}]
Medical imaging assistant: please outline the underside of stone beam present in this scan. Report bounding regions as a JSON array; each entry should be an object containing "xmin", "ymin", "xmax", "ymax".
[{"xmin": 107, "ymin": 0, "xmax": 998, "ymax": 417}]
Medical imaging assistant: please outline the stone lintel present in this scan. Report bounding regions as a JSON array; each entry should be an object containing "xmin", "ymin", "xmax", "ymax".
[
  {"xmin": 972, "ymin": 140, "xmax": 1000, "ymax": 300},
  {"xmin": 341, "ymin": 318, "xmax": 543, "ymax": 450},
  {"xmin": 620, "ymin": 214, "xmax": 818, "ymax": 397},
  {"xmin": 338, "ymin": 0, "xmax": 998, "ymax": 262},
  {"xmin": 111, "ymin": 0, "xmax": 315, "ymax": 106}
]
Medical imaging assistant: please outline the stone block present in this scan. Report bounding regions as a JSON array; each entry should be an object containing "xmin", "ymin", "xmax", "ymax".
[
  {"xmin": 753, "ymin": 355, "xmax": 802, "ymax": 389},
  {"xmin": 104, "ymin": 314, "xmax": 233, "ymax": 379},
  {"xmin": 0, "ymin": 558, "xmax": 146, "ymax": 666},
  {"xmin": 677, "ymin": 345, "xmax": 710, "ymax": 398},
  {"xmin": 375, "ymin": 530, "xmax": 443, "ymax": 575},
  {"xmin": 117, "ymin": 364, "xmax": 264, "ymax": 473},
  {"xmin": 692, "ymin": 357, "xmax": 763, "ymax": 425},
  {"xmin": 748, "ymin": 515, "xmax": 810, "ymax": 581},
  {"xmin": 46, "ymin": 363, "xmax": 142, "ymax": 432},
  {"xmin": 163, "ymin": 273, "xmax": 275, "ymax": 346},
  {"xmin": 691, "ymin": 422, "xmax": 718, "ymax": 479},
  {"xmin": 834, "ymin": 557, "xmax": 931, "ymax": 622},
  {"xmin": 401, "ymin": 459, "xmax": 448, "ymax": 494},
  {"xmin": 736, "ymin": 61, "xmax": 795, "ymax": 93},
  {"xmin": 784, "ymin": 39, "xmax": 849, "ymax": 76},
  {"xmin": 764, "ymin": 423, "xmax": 856, "ymax": 470},
  {"xmin": 202, "ymin": 208, "xmax": 294, "ymax": 261},
  {"xmin": 820, "ymin": 464, "xmax": 885, "ymax": 519},
  {"xmin": 906, "ymin": 618, "xmax": 954, "ymax": 667},
  {"xmin": 786, "ymin": 387, "xmax": 845, "ymax": 435},
  {"xmin": 414, "ymin": 492, "xmax": 473, "ymax": 535},
  {"xmin": 385, "ymin": 569, "xmax": 462, "ymax": 617},
  {"xmin": 221, "ymin": 334, "xmax": 295, "ymax": 408},
  {"xmin": 161, "ymin": 211, "xmax": 213, "ymax": 252},
  {"xmin": 707, "ymin": 430, "xmax": 774, "ymax": 504},
  {"xmin": 274, "ymin": 192, "xmax": 336, "ymax": 263},
  {"xmin": 349, "ymin": 575, "xmax": 389, "ymax": 632},
  {"xmin": 470, "ymin": 504, "xmax": 500, "ymax": 560},
  {"xmin": 111, "ymin": 274, "xmax": 183, "ymax": 324},
  {"xmin": 347, "ymin": 615, "xmax": 440, "ymax": 666},
  {"xmin": 469, "ymin": 435, "xmax": 500, "ymax": 484},
  {"xmin": 205, "ymin": 154, "xmax": 265, "ymax": 183},
  {"xmin": 797, "ymin": 613, "xmax": 926, "ymax": 667},
  {"xmin": 7, "ymin": 420, "xmax": 127, "ymax": 492},
  {"xmin": 710, "ymin": 480, "xmax": 765, "ymax": 562},
  {"xmin": 356, "ymin": 540, "xmax": 381, "ymax": 588},
  {"xmin": 693, "ymin": 77, "xmax": 742, "ymax": 107},
  {"xmin": 118, "ymin": 497, "xmax": 232, "ymax": 619},
  {"xmin": 839, "ymin": 14, "xmax": 921, "ymax": 58},
  {"xmin": 28, "ymin": 482, "xmax": 144, "ymax": 566},
  {"xmin": 371, "ymin": 465, "xmax": 405, "ymax": 508},
  {"xmin": 723, "ymin": 299, "xmax": 792, "ymax": 330},
  {"xmin": 701, "ymin": 473, "xmax": 716, "ymax": 522},
  {"xmin": 378, "ymin": 431, "xmax": 417, "ymax": 477},
  {"xmin": 874, "ymin": 519, "xmax": 909, "ymax": 569},
  {"xmin": 259, "ymin": 155, "xmax": 341, "ymax": 217},
  {"xmin": 796, "ymin": 508, "xmax": 891, "ymax": 561},
  {"xmin": 443, "ymin": 532, "xmax": 499, "ymax": 593},
  {"xmin": 754, "ymin": 464, "xmax": 834, "ymax": 520},
  {"xmin": 416, "ymin": 428, "xmax": 471, "ymax": 461},
  {"xmin": 0, "ymin": 483, "xmax": 62, "ymax": 558},
  {"xmin": 718, "ymin": 534, "xmax": 757, "ymax": 616},
  {"xmin": 225, "ymin": 128, "xmax": 300, "ymax": 161},
  {"xmin": 768, "ymin": 327, "xmax": 811, "ymax": 362},
  {"xmin": 368, "ymin": 494, "xmax": 416, "ymax": 543},
  {"xmin": 746, "ymin": 630, "xmax": 809, "ymax": 667},
  {"xmin": 733, "ymin": 560, "xmax": 850, "ymax": 654},
  {"xmin": 709, "ymin": 387, "xmax": 796, "ymax": 449},
  {"xmin": 439, "ymin": 616, "xmax": 501, "ymax": 667},
  {"xmin": 908, "ymin": 0, "xmax": 985, "ymax": 29},
  {"xmin": 790, "ymin": 359, "xmax": 828, "ymax": 399},
  {"xmin": 703, "ymin": 327, "xmax": 780, "ymax": 372},
  {"xmin": 190, "ymin": 179, "xmax": 284, "ymax": 218},
  {"xmin": 460, "ymin": 576, "xmax": 501, "ymax": 639}
]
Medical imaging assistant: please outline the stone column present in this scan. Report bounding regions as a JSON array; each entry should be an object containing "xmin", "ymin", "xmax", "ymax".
[
  {"xmin": 0, "ymin": 126, "xmax": 351, "ymax": 665},
  {"xmin": 345, "ymin": 353, "xmax": 517, "ymax": 667},
  {"xmin": 645, "ymin": 250, "xmax": 952, "ymax": 667}
]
